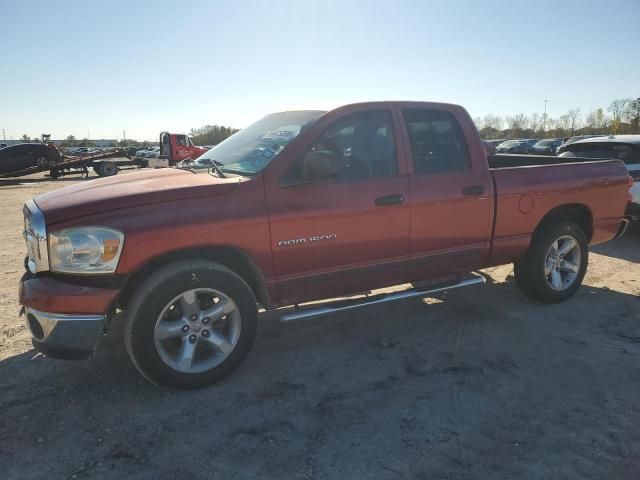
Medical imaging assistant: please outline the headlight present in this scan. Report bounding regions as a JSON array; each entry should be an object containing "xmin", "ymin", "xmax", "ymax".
[{"xmin": 48, "ymin": 227, "xmax": 124, "ymax": 274}]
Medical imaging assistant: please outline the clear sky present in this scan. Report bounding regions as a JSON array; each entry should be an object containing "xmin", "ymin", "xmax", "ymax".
[{"xmin": 1, "ymin": 0, "xmax": 638, "ymax": 141}]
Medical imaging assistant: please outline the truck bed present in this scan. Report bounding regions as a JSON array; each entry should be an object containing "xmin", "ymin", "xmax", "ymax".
[{"xmin": 487, "ymin": 154, "xmax": 630, "ymax": 265}]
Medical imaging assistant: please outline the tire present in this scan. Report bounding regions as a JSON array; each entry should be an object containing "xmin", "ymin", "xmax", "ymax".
[
  {"xmin": 35, "ymin": 155, "xmax": 50, "ymax": 169},
  {"xmin": 124, "ymin": 260, "xmax": 258, "ymax": 389},
  {"xmin": 95, "ymin": 161, "xmax": 118, "ymax": 177},
  {"xmin": 513, "ymin": 221, "xmax": 588, "ymax": 303}
]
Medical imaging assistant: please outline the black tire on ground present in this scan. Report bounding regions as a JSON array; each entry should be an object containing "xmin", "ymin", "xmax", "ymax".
[
  {"xmin": 124, "ymin": 260, "xmax": 258, "ymax": 389},
  {"xmin": 513, "ymin": 221, "xmax": 588, "ymax": 303},
  {"xmin": 95, "ymin": 161, "xmax": 118, "ymax": 177}
]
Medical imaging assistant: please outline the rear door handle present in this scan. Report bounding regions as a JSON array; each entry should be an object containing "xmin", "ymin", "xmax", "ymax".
[
  {"xmin": 375, "ymin": 194, "xmax": 405, "ymax": 206},
  {"xmin": 462, "ymin": 185, "xmax": 485, "ymax": 196}
]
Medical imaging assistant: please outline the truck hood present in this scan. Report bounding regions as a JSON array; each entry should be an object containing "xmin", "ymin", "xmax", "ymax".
[{"xmin": 35, "ymin": 168, "xmax": 241, "ymax": 224}]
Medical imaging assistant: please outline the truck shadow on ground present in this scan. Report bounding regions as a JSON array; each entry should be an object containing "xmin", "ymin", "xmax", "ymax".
[
  {"xmin": 592, "ymin": 226, "xmax": 640, "ymax": 264},
  {"xmin": 1, "ymin": 274, "xmax": 639, "ymax": 478}
]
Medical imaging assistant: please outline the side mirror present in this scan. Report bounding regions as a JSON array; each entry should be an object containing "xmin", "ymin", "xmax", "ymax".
[{"xmin": 303, "ymin": 149, "xmax": 340, "ymax": 181}]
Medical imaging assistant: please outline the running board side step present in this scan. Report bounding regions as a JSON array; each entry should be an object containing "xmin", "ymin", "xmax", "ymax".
[{"xmin": 280, "ymin": 273, "xmax": 486, "ymax": 322}]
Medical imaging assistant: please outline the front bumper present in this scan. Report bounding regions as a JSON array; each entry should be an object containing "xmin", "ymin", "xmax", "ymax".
[
  {"xmin": 19, "ymin": 274, "xmax": 119, "ymax": 358},
  {"xmin": 24, "ymin": 307, "xmax": 105, "ymax": 359}
]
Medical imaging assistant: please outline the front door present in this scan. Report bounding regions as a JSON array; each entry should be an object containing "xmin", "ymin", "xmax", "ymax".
[
  {"xmin": 173, "ymin": 134, "xmax": 191, "ymax": 162},
  {"xmin": 266, "ymin": 109, "xmax": 411, "ymax": 305}
]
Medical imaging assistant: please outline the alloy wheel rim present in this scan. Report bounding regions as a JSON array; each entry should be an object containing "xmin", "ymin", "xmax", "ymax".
[
  {"xmin": 153, "ymin": 288, "xmax": 241, "ymax": 373},
  {"xmin": 544, "ymin": 235, "xmax": 581, "ymax": 291}
]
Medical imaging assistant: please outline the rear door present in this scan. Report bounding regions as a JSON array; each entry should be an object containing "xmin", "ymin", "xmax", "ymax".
[
  {"xmin": 266, "ymin": 108, "xmax": 411, "ymax": 304},
  {"xmin": 399, "ymin": 107, "xmax": 493, "ymax": 281}
]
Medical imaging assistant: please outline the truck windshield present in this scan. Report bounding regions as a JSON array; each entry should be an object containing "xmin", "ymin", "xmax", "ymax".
[{"xmin": 194, "ymin": 110, "xmax": 325, "ymax": 176}]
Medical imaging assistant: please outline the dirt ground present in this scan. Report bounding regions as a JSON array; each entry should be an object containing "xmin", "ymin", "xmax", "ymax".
[{"xmin": 0, "ymin": 170, "xmax": 639, "ymax": 479}]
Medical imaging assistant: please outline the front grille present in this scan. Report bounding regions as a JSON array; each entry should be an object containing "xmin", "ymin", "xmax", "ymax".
[{"xmin": 23, "ymin": 199, "xmax": 49, "ymax": 273}]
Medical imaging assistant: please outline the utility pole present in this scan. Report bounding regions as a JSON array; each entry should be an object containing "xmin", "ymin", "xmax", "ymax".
[
  {"xmin": 2, "ymin": 128, "xmax": 5, "ymax": 141},
  {"xmin": 543, "ymin": 99, "xmax": 548, "ymax": 132},
  {"xmin": 123, "ymin": 129, "xmax": 126, "ymax": 146}
]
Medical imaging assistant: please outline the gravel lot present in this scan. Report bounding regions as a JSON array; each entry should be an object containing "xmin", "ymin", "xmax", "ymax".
[{"xmin": 1, "ymin": 171, "xmax": 639, "ymax": 479}]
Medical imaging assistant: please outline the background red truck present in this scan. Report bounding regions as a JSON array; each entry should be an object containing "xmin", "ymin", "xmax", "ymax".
[
  {"xmin": 158, "ymin": 132, "xmax": 209, "ymax": 165},
  {"xmin": 20, "ymin": 101, "xmax": 632, "ymax": 389}
]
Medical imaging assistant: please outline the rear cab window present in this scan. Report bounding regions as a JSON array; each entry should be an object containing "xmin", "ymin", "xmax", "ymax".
[{"xmin": 402, "ymin": 109, "xmax": 470, "ymax": 174}]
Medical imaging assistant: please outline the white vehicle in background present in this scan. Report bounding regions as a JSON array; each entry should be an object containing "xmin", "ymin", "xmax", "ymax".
[{"xmin": 558, "ymin": 135, "xmax": 640, "ymax": 221}]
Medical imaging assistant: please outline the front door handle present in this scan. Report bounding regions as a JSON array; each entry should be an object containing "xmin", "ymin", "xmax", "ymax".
[
  {"xmin": 375, "ymin": 194, "xmax": 405, "ymax": 206},
  {"xmin": 462, "ymin": 185, "xmax": 485, "ymax": 196}
]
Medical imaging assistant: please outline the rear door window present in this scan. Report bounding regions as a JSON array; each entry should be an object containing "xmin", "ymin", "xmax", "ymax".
[{"xmin": 402, "ymin": 109, "xmax": 470, "ymax": 174}]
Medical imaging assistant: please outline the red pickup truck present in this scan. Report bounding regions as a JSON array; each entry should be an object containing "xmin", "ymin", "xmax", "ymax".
[{"xmin": 19, "ymin": 101, "xmax": 632, "ymax": 389}]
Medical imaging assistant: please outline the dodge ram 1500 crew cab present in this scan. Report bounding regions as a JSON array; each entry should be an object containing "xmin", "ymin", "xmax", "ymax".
[{"xmin": 19, "ymin": 101, "xmax": 633, "ymax": 389}]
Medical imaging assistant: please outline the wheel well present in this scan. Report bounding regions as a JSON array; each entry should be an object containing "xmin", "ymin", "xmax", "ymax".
[
  {"xmin": 533, "ymin": 204, "xmax": 593, "ymax": 241},
  {"xmin": 117, "ymin": 246, "xmax": 270, "ymax": 310}
]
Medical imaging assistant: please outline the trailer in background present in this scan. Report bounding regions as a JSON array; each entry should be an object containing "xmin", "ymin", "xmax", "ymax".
[{"xmin": 0, "ymin": 146, "xmax": 146, "ymax": 180}]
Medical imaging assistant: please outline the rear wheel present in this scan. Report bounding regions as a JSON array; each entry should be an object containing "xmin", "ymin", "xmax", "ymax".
[
  {"xmin": 514, "ymin": 221, "xmax": 588, "ymax": 303},
  {"xmin": 124, "ymin": 260, "xmax": 258, "ymax": 389}
]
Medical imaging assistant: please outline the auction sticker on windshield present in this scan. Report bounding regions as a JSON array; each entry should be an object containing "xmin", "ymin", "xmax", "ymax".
[{"xmin": 262, "ymin": 125, "xmax": 301, "ymax": 140}]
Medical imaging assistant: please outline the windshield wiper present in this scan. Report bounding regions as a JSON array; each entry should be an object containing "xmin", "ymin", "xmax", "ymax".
[{"xmin": 207, "ymin": 159, "xmax": 227, "ymax": 178}]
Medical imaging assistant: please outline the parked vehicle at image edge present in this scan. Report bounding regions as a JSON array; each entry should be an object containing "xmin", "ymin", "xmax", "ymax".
[
  {"xmin": 558, "ymin": 135, "xmax": 640, "ymax": 220},
  {"xmin": 495, "ymin": 139, "xmax": 537, "ymax": 154},
  {"xmin": 530, "ymin": 138, "xmax": 563, "ymax": 155},
  {"xmin": 0, "ymin": 141, "xmax": 63, "ymax": 176},
  {"xmin": 19, "ymin": 101, "xmax": 633, "ymax": 389}
]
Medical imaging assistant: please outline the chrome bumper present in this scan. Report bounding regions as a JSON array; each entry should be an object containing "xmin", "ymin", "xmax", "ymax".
[{"xmin": 23, "ymin": 307, "xmax": 105, "ymax": 359}]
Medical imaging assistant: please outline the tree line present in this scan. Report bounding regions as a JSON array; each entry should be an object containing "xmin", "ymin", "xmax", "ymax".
[
  {"xmin": 475, "ymin": 97, "xmax": 640, "ymax": 139},
  {"xmin": 188, "ymin": 125, "xmax": 239, "ymax": 146}
]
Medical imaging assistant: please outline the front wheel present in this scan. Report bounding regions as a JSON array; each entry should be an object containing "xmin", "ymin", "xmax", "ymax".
[
  {"xmin": 124, "ymin": 260, "xmax": 258, "ymax": 389},
  {"xmin": 514, "ymin": 221, "xmax": 588, "ymax": 303}
]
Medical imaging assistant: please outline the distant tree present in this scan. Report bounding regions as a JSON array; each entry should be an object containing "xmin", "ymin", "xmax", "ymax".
[
  {"xmin": 566, "ymin": 108, "xmax": 581, "ymax": 134},
  {"xmin": 628, "ymin": 98, "xmax": 640, "ymax": 133},
  {"xmin": 594, "ymin": 108, "xmax": 608, "ymax": 131},
  {"xmin": 483, "ymin": 113, "xmax": 504, "ymax": 131},
  {"xmin": 608, "ymin": 98, "xmax": 631, "ymax": 134},
  {"xmin": 189, "ymin": 125, "xmax": 239, "ymax": 146},
  {"xmin": 78, "ymin": 138, "xmax": 95, "ymax": 147},
  {"xmin": 584, "ymin": 109, "xmax": 597, "ymax": 133},
  {"xmin": 20, "ymin": 134, "xmax": 30, "ymax": 142},
  {"xmin": 505, "ymin": 113, "xmax": 529, "ymax": 136},
  {"xmin": 61, "ymin": 135, "xmax": 77, "ymax": 147},
  {"xmin": 529, "ymin": 113, "xmax": 540, "ymax": 135}
]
